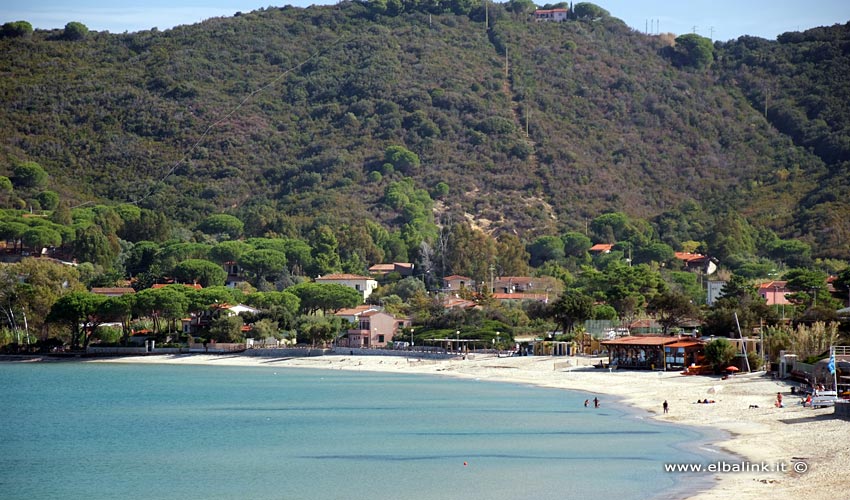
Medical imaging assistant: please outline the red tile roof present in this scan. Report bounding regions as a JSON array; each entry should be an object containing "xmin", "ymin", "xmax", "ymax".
[
  {"xmin": 674, "ymin": 252, "xmax": 708, "ymax": 262},
  {"xmin": 443, "ymin": 297, "xmax": 477, "ymax": 309},
  {"xmin": 492, "ymin": 293, "xmax": 549, "ymax": 301},
  {"xmin": 590, "ymin": 243, "xmax": 613, "ymax": 252},
  {"xmin": 316, "ymin": 274, "xmax": 373, "ymax": 281},
  {"xmin": 758, "ymin": 280, "xmax": 788, "ymax": 290},
  {"xmin": 664, "ymin": 340, "xmax": 704, "ymax": 348},
  {"xmin": 335, "ymin": 305, "xmax": 377, "ymax": 316},
  {"xmin": 601, "ymin": 336, "xmax": 679, "ymax": 346}
]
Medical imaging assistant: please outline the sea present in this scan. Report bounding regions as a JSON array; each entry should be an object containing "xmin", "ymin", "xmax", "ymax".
[{"xmin": 0, "ymin": 361, "xmax": 727, "ymax": 500}]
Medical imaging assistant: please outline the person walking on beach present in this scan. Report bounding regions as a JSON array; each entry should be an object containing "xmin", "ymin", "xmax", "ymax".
[{"xmin": 663, "ymin": 400, "xmax": 669, "ymax": 414}]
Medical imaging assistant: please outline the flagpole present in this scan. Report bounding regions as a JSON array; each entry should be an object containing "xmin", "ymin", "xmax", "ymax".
[{"xmin": 831, "ymin": 346, "xmax": 838, "ymax": 391}]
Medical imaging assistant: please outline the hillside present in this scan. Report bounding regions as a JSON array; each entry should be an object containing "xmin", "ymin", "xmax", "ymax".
[{"xmin": 0, "ymin": 2, "xmax": 848, "ymax": 257}]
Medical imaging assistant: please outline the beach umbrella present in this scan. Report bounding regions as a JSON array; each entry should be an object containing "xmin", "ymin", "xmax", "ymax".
[
  {"xmin": 707, "ymin": 385, "xmax": 723, "ymax": 394},
  {"xmin": 725, "ymin": 366, "xmax": 739, "ymax": 372}
]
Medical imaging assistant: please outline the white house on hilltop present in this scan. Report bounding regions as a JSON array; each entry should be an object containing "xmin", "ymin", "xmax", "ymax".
[
  {"xmin": 315, "ymin": 273, "xmax": 379, "ymax": 301},
  {"xmin": 534, "ymin": 8, "xmax": 569, "ymax": 22}
]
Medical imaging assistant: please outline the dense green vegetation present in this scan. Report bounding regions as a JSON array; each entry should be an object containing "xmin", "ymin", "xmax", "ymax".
[
  {"xmin": 0, "ymin": 2, "xmax": 848, "ymax": 350},
  {"xmin": 1, "ymin": 1, "xmax": 848, "ymax": 254}
]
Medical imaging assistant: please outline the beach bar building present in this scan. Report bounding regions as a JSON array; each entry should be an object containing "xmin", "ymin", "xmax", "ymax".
[{"xmin": 601, "ymin": 336, "xmax": 704, "ymax": 370}]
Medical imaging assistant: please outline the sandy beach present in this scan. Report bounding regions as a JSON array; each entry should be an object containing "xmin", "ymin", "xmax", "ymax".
[{"xmin": 90, "ymin": 352, "xmax": 848, "ymax": 499}]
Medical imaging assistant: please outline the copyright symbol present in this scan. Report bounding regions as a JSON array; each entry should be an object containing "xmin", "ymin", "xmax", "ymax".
[{"xmin": 793, "ymin": 461, "xmax": 808, "ymax": 474}]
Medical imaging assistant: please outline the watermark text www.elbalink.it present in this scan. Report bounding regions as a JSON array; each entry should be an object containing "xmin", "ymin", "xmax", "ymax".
[{"xmin": 663, "ymin": 460, "xmax": 808, "ymax": 474}]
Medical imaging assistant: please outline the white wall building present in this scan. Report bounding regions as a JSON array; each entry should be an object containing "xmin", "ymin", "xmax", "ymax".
[{"xmin": 315, "ymin": 273, "xmax": 379, "ymax": 301}]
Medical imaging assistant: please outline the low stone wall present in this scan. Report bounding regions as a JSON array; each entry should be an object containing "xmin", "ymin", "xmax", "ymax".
[
  {"xmin": 239, "ymin": 347, "xmax": 454, "ymax": 360},
  {"xmin": 186, "ymin": 343, "xmax": 246, "ymax": 353},
  {"xmin": 242, "ymin": 348, "xmax": 333, "ymax": 358},
  {"xmin": 85, "ymin": 347, "xmax": 183, "ymax": 355}
]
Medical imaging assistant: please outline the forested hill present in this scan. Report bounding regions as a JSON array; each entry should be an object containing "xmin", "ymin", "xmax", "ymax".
[{"xmin": 0, "ymin": 1, "xmax": 848, "ymax": 257}]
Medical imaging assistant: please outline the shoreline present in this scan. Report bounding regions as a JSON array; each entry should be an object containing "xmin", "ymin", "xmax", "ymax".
[{"xmin": 17, "ymin": 352, "xmax": 848, "ymax": 498}]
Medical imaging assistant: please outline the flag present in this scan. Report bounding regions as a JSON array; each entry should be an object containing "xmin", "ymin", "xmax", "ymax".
[{"xmin": 827, "ymin": 352, "xmax": 836, "ymax": 375}]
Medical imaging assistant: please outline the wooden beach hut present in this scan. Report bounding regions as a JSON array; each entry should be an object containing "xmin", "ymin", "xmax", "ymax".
[{"xmin": 601, "ymin": 336, "xmax": 704, "ymax": 371}]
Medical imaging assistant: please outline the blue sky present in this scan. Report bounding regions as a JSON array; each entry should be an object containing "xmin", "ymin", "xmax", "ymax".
[{"xmin": 3, "ymin": 0, "xmax": 849, "ymax": 41}]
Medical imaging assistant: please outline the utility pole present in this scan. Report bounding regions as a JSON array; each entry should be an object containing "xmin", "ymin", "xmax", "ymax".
[
  {"xmin": 710, "ymin": 26, "xmax": 715, "ymax": 40},
  {"xmin": 489, "ymin": 263, "xmax": 495, "ymax": 294}
]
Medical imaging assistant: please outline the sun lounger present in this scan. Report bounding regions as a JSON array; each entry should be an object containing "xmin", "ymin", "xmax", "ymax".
[{"xmin": 811, "ymin": 392, "xmax": 840, "ymax": 408}]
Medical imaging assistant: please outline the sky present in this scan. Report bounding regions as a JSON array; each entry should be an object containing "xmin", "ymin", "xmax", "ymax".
[{"xmin": 2, "ymin": 0, "xmax": 849, "ymax": 41}]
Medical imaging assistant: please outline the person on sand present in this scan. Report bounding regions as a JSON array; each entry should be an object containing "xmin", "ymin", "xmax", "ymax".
[
  {"xmin": 775, "ymin": 392, "xmax": 783, "ymax": 408},
  {"xmin": 663, "ymin": 400, "xmax": 668, "ymax": 413}
]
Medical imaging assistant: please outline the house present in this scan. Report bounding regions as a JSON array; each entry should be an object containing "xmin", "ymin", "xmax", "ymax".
[
  {"xmin": 339, "ymin": 310, "xmax": 411, "ymax": 348},
  {"xmin": 91, "ymin": 287, "xmax": 136, "ymax": 297},
  {"xmin": 674, "ymin": 252, "xmax": 718, "ymax": 275},
  {"xmin": 222, "ymin": 260, "xmax": 248, "ymax": 288},
  {"xmin": 757, "ymin": 280, "xmax": 792, "ymax": 305},
  {"xmin": 827, "ymin": 276, "xmax": 849, "ymax": 306},
  {"xmin": 492, "ymin": 276, "xmax": 549, "ymax": 293},
  {"xmin": 442, "ymin": 296, "xmax": 478, "ymax": 310},
  {"xmin": 181, "ymin": 303, "xmax": 259, "ymax": 334},
  {"xmin": 628, "ymin": 319, "xmax": 664, "ymax": 335},
  {"xmin": 534, "ymin": 8, "xmax": 569, "ymax": 22},
  {"xmin": 706, "ymin": 280, "xmax": 726, "ymax": 306},
  {"xmin": 334, "ymin": 305, "xmax": 381, "ymax": 324},
  {"xmin": 601, "ymin": 335, "xmax": 704, "ymax": 370},
  {"xmin": 700, "ymin": 335, "xmax": 761, "ymax": 358},
  {"xmin": 368, "ymin": 262, "xmax": 414, "ymax": 277},
  {"xmin": 589, "ymin": 243, "xmax": 613, "ymax": 254},
  {"xmin": 228, "ymin": 304, "xmax": 260, "ymax": 315},
  {"xmin": 315, "ymin": 273, "xmax": 378, "ymax": 301},
  {"xmin": 443, "ymin": 275, "xmax": 474, "ymax": 293},
  {"xmin": 492, "ymin": 293, "xmax": 549, "ymax": 303}
]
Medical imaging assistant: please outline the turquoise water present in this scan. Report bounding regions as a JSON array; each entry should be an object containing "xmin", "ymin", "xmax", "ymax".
[{"xmin": 0, "ymin": 362, "xmax": 721, "ymax": 500}]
